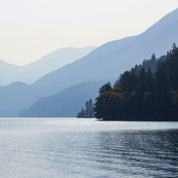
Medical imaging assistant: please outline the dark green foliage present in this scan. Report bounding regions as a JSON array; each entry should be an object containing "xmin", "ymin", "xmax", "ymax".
[
  {"xmin": 99, "ymin": 82, "xmax": 112, "ymax": 94},
  {"xmin": 94, "ymin": 45, "xmax": 178, "ymax": 121},
  {"xmin": 113, "ymin": 54, "xmax": 159, "ymax": 88},
  {"xmin": 77, "ymin": 98, "xmax": 94, "ymax": 118}
]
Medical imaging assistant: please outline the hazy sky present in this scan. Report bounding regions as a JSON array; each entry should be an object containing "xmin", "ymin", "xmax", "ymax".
[{"xmin": 0, "ymin": 0, "xmax": 177, "ymax": 65}]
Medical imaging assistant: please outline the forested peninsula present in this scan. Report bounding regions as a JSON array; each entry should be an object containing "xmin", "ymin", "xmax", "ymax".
[{"xmin": 93, "ymin": 45, "xmax": 178, "ymax": 121}]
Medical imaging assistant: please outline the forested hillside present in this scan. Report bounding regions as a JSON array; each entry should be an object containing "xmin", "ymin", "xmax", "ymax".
[{"xmin": 94, "ymin": 45, "xmax": 178, "ymax": 121}]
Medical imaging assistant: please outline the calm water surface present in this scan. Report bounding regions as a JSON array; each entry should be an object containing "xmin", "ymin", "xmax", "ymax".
[{"xmin": 0, "ymin": 118, "xmax": 177, "ymax": 178}]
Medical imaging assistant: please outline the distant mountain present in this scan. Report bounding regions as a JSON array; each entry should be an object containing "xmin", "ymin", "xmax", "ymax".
[
  {"xmin": 21, "ymin": 52, "xmax": 167, "ymax": 118},
  {"xmin": 0, "ymin": 9, "xmax": 178, "ymax": 117},
  {"xmin": 0, "ymin": 82, "xmax": 34, "ymax": 116},
  {"xmin": 0, "ymin": 46, "xmax": 96, "ymax": 85},
  {"xmin": 21, "ymin": 81, "xmax": 108, "ymax": 117},
  {"xmin": 0, "ymin": 60, "xmax": 21, "ymax": 86},
  {"xmin": 31, "ymin": 9, "xmax": 178, "ymax": 98}
]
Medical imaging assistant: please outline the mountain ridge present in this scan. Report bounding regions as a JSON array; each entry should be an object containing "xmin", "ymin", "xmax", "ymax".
[
  {"xmin": 30, "ymin": 9, "xmax": 178, "ymax": 98},
  {"xmin": 0, "ymin": 46, "xmax": 96, "ymax": 85},
  {"xmin": 0, "ymin": 9, "xmax": 178, "ymax": 116},
  {"xmin": 22, "ymin": 81, "xmax": 110, "ymax": 117}
]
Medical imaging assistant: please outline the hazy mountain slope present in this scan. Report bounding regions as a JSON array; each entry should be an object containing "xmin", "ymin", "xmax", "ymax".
[
  {"xmin": 31, "ymin": 9, "xmax": 178, "ymax": 97},
  {"xmin": 22, "ymin": 81, "xmax": 108, "ymax": 117},
  {"xmin": 0, "ymin": 9, "xmax": 178, "ymax": 117},
  {"xmin": 15, "ymin": 46, "xmax": 96, "ymax": 84},
  {"xmin": 0, "ymin": 82, "xmax": 35, "ymax": 116},
  {"xmin": 0, "ymin": 60, "xmax": 21, "ymax": 85},
  {"xmin": 0, "ymin": 46, "xmax": 96, "ymax": 85}
]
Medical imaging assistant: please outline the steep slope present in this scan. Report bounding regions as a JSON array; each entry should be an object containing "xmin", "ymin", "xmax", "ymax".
[
  {"xmin": 31, "ymin": 9, "xmax": 178, "ymax": 98},
  {"xmin": 22, "ymin": 81, "xmax": 109, "ymax": 117},
  {"xmin": 0, "ymin": 46, "xmax": 96, "ymax": 85}
]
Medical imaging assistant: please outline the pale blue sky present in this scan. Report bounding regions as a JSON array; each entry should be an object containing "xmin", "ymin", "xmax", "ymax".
[{"xmin": 0, "ymin": 0, "xmax": 177, "ymax": 65}]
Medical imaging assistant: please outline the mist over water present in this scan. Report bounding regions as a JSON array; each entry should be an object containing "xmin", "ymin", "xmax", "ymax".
[{"xmin": 0, "ymin": 118, "xmax": 177, "ymax": 178}]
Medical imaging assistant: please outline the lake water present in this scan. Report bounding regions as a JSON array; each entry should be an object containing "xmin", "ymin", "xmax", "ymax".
[{"xmin": 0, "ymin": 118, "xmax": 177, "ymax": 178}]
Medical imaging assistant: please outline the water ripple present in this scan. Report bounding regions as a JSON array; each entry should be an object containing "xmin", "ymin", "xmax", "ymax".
[{"xmin": 0, "ymin": 118, "xmax": 177, "ymax": 177}]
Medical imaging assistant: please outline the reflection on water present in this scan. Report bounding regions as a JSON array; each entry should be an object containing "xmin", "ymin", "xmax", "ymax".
[
  {"xmin": 0, "ymin": 118, "xmax": 177, "ymax": 178},
  {"xmin": 96, "ymin": 131, "xmax": 178, "ymax": 177}
]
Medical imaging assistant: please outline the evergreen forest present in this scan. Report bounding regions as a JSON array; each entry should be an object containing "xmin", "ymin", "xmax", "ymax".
[
  {"xmin": 77, "ymin": 98, "xmax": 94, "ymax": 118},
  {"xmin": 94, "ymin": 45, "xmax": 178, "ymax": 121}
]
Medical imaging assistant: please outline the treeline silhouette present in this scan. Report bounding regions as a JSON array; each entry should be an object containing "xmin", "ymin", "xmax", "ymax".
[
  {"xmin": 77, "ymin": 98, "xmax": 94, "ymax": 118},
  {"xmin": 94, "ymin": 45, "xmax": 178, "ymax": 121}
]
